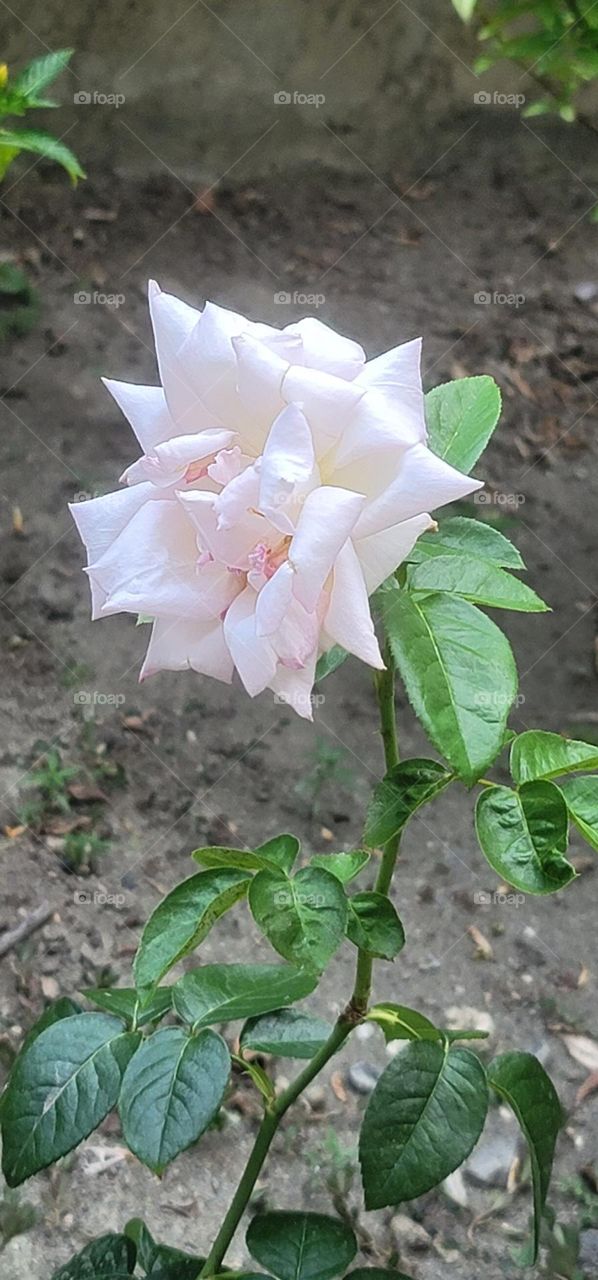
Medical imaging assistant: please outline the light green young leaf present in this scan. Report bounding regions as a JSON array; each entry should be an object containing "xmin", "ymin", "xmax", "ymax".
[
  {"xmin": 384, "ymin": 589, "xmax": 517, "ymax": 784},
  {"xmin": 51, "ymin": 1233, "xmax": 136, "ymax": 1279},
  {"xmin": 476, "ymin": 781, "xmax": 575, "ymax": 894},
  {"xmin": 407, "ymin": 516, "xmax": 525, "ymax": 569},
  {"xmin": 192, "ymin": 834, "xmax": 299, "ymax": 876},
  {"xmin": 346, "ymin": 892, "xmax": 405, "ymax": 960},
  {"xmin": 315, "ymin": 645, "xmax": 348, "ymax": 682},
  {"xmin": 425, "ymin": 375, "xmax": 501, "ymax": 473},
  {"xmin": 366, "ymin": 1003, "xmax": 440, "ymax": 1042},
  {"xmin": 511, "ymin": 729, "xmax": 598, "ymax": 783},
  {"xmin": 246, "ymin": 1211, "xmax": 357, "ymax": 1280},
  {"xmin": 364, "ymin": 758, "xmax": 453, "ymax": 847},
  {"xmin": 452, "ymin": 0, "xmax": 478, "ymax": 20},
  {"xmin": 119, "ymin": 1027, "xmax": 229, "ymax": 1174},
  {"xmin": 172, "ymin": 963, "xmax": 317, "ymax": 1029},
  {"xmin": 240, "ymin": 1008, "xmax": 332, "ymax": 1059},
  {"xmin": 408, "ymin": 554, "xmax": 548, "ymax": 612},
  {"xmin": 559, "ymin": 775, "xmax": 598, "ymax": 852},
  {"xmin": 359, "ymin": 1041, "xmax": 488, "ymax": 1208},
  {"xmin": 488, "ymin": 1052, "xmax": 562, "ymax": 1263},
  {"xmin": 0, "ymin": 129, "xmax": 85, "ymax": 182},
  {"xmin": 12, "ymin": 49, "xmax": 74, "ymax": 100},
  {"xmin": 310, "ymin": 849, "xmax": 369, "ymax": 883},
  {"xmin": 248, "ymin": 866, "xmax": 348, "ymax": 973},
  {"xmin": 133, "ymin": 868, "xmax": 251, "ymax": 992},
  {"xmin": 1, "ymin": 1014, "xmax": 139, "ymax": 1186}
]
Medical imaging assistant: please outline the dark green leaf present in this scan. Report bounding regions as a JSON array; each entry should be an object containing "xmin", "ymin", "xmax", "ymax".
[
  {"xmin": 82, "ymin": 987, "xmax": 172, "ymax": 1026},
  {"xmin": 364, "ymin": 758, "xmax": 452, "ymax": 848},
  {"xmin": 316, "ymin": 646, "xmax": 349, "ymax": 682},
  {"xmin": 1, "ymin": 1014, "xmax": 139, "ymax": 1186},
  {"xmin": 240, "ymin": 1008, "xmax": 332, "ymax": 1059},
  {"xmin": 407, "ymin": 516, "xmax": 524, "ymax": 569},
  {"xmin": 346, "ymin": 893, "xmax": 405, "ymax": 960},
  {"xmin": 559, "ymin": 775, "xmax": 598, "ymax": 851},
  {"xmin": 408, "ymin": 555, "xmax": 548, "ymax": 612},
  {"xmin": 246, "ymin": 1211, "xmax": 357, "ymax": 1280},
  {"xmin": 248, "ymin": 867, "xmax": 347, "ymax": 973},
  {"xmin": 511, "ymin": 730, "xmax": 598, "ymax": 783},
  {"xmin": 366, "ymin": 1003, "xmax": 439, "ymax": 1042},
  {"xmin": 51, "ymin": 1233, "xmax": 136, "ymax": 1279},
  {"xmin": 124, "ymin": 1217, "xmax": 204, "ymax": 1278},
  {"xmin": 383, "ymin": 589, "xmax": 517, "ymax": 784},
  {"xmin": 172, "ymin": 964, "xmax": 317, "ymax": 1029},
  {"xmin": 19, "ymin": 996, "xmax": 83, "ymax": 1054},
  {"xmin": 0, "ymin": 128, "xmax": 85, "ymax": 182},
  {"xmin": 192, "ymin": 834, "xmax": 298, "ymax": 876},
  {"xmin": 133, "ymin": 868, "xmax": 250, "ymax": 992},
  {"xmin": 488, "ymin": 1052, "xmax": 562, "ymax": 1263},
  {"xmin": 359, "ymin": 1041, "xmax": 488, "ymax": 1208},
  {"xmin": 425, "ymin": 375, "xmax": 501, "ymax": 473},
  {"xmin": 476, "ymin": 781, "xmax": 576, "ymax": 894},
  {"xmin": 119, "ymin": 1026, "xmax": 229, "ymax": 1174},
  {"xmin": 310, "ymin": 849, "xmax": 369, "ymax": 883}
]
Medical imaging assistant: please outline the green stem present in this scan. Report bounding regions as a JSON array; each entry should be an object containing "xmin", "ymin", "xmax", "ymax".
[{"xmin": 198, "ymin": 646, "xmax": 400, "ymax": 1278}]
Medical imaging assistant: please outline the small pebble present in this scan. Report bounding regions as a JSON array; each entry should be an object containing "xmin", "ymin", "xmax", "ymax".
[{"xmin": 346, "ymin": 1061, "xmax": 382, "ymax": 1095}]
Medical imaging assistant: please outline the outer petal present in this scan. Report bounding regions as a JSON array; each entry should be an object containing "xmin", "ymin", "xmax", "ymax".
[
  {"xmin": 355, "ymin": 513, "xmax": 432, "ymax": 594},
  {"xmin": 355, "ymin": 336, "xmax": 426, "ymax": 444},
  {"xmin": 355, "ymin": 443, "xmax": 483, "ymax": 539},
  {"xmin": 324, "ymin": 541, "xmax": 384, "ymax": 668},
  {"xmin": 223, "ymin": 586, "xmax": 278, "ymax": 696},
  {"xmin": 258, "ymin": 404, "xmax": 317, "ymax": 533},
  {"xmin": 140, "ymin": 616, "xmax": 234, "ymax": 684},
  {"xmin": 284, "ymin": 317, "xmax": 365, "ymax": 381},
  {"xmin": 121, "ymin": 428, "xmax": 234, "ymax": 487},
  {"xmin": 269, "ymin": 648, "xmax": 318, "ymax": 721},
  {"xmin": 289, "ymin": 485, "xmax": 365, "ymax": 612},
  {"xmin": 70, "ymin": 484, "xmax": 158, "ymax": 618},
  {"xmin": 148, "ymin": 280, "xmax": 202, "ymax": 430},
  {"xmin": 89, "ymin": 500, "xmax": 239, "ymax": 619},
  {"xmin": 102, "ymin": 381, "xmax": 174, "ymax": 453}
]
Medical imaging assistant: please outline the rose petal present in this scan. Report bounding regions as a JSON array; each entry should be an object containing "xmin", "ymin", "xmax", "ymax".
[
  {"xmin": 325, "ymin": 540, "xmax": 384, "ymax": 668},
  {"xmin": 102, "ymin": 381, "xmax": 174, "ymax": 454},
  {"xmin": 223, "ymin": 586, "xmax": 278, "ymax": 696},
  {"xmin": 355, "ymin": 512, "xmax": 432, "ymax": 593},
  {"xmin": 284, "ymin": 317, "xmax": 365, "ymax": 381},
  {"xmin": 355, "ymin": 442, "xmax": 483, "ymax": 539},
  {"xmin": 121, "ymin": 428, "xmax": 234, "ymax": 487},
  {"xmin": 355, "ymin": 336, "xmax": 426, "ymax": 443},
  {"xmin": 258, "ymin": 404, "xmax": 317, "ymax": 534},
  {"xmin": 140, "ymin": 616, "xmax": 234, "ymax": 683},
  {"xmin": 289, "ymin": 485, "xmax": 365, "ymax": 612}
]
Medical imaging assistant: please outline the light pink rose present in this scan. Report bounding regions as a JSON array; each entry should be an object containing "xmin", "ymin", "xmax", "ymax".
[{"xmin": 70, "ymin": 283, "xmax": 481, "ymax": 717}]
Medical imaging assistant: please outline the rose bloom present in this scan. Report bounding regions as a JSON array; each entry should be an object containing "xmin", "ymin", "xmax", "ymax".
[{"xmin": 70, "ymin": 284, "xmax": 481, "ymax": 717}]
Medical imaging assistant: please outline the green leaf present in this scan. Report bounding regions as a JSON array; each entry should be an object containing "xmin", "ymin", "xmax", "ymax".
[
  {"xmin": 383, "ymin": 589, "xmax": 517, "ymax": 784},
  {"xmin": 511, "ymin": 730, "xmax": 598, "ymax": 783},
  {"xmin": 408, "ymin": 554, "xmax": 548, "ymax": 612},
  {"xmin": 119, "ymin": 1026, "xmax": 229, "ymax": 1174},
  {"xmin": 124, "ymin": 1219, "xmax": 204, "ymax": 1278},
  {"xmin": 133, "ymin": 868, "xmax": 251, "ymax": 992},
  {"xmin": 366, "ymin": 1003, "xmax": 440, "ymax": 1042},
  {"xmin": 240, "ymin": 1008, "xmax": 332, "ymax": 1059},
  {"xmin": 1, "ymin": 1014, "xmax": 140, "ymax": 1187},
  {"xmin": 488, "ymin": 1052, "xmax": 562, "ymax": 1263},
  {"xmin": 192, "ymin": 834, "xmax": 299, "ymax": 876},
  {"xmin": 315, "ymin": 645, "xmax": 348, "ymax": 682},
  {"xmin": 425, "ymin": 375, "xmax": 501, "ymax": 473},
  {"xmin": 12, "ymin": 49, "xmax": 74, "ymax": 100},
  {"xmin": 172, "ymin": 963, "xmax": 318, "ymax": 1029},
  {"xmin": 476, "ymin": 781, "xmax": 576, "ymax": 894},
  {"xmin": 0, "ymin": 129, "xmax": 85, "ymax": 182},
  {"xmin": 364, "ymin": 758, "xmax": 452, "ymax": 848},
  {"xmin": 407, "ymin": 516, "xmax": 524, "ymax": 569},
  {"xmin": 51, "ymin": 1233, "xmax": 136, "ymax": 1279},
  {"xmin": 82, "ymin": 987, "xmax": 172, "ymax": 1026},
  {"xmin": 310, "ymin": 849, "xmax": 369, "ymax": 883},
  {"xmin": 346, "ymin": 893, "xmax": 405, "ymax": 960},
  {"xmin": 246, "ymin": 1212, "xmax": 357, "ymax": 1280},
  {"xmin": 249, "ymin": 866, "xmax": 348, "ymax": 973},
  {"xmin": 359, "ymin": 1041, "xmax": 488, "ymax": 1208},
  {"xmin": 19, "ymin": 996, "xmax": 83, "ymax": 1052},
  {"xmin": 559, "ymin": 775, "xmax": 598, "ymax": 852}
]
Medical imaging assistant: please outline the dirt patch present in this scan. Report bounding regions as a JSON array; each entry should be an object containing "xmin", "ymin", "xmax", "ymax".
[{"xmin": 0, "ymin": 113, "xmax": 597, "ymax": 1278}]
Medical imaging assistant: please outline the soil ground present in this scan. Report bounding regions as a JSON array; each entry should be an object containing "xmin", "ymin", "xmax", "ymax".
[{"xmin": 0, "ymin": 110, "xmax": 597, "ymax": 1279}]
